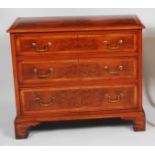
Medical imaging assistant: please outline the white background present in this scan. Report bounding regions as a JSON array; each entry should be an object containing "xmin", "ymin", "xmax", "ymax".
[{"xmin": 0, "ymin": 8, "xmax": 155, "ymax": 145}]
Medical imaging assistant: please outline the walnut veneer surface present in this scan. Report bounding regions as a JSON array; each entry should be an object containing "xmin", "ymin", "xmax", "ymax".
[{"xmin": 8, "ymin": 15, "xmax": 145, "ymax": 139}]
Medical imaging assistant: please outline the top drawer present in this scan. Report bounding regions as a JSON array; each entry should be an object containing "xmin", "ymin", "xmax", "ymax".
[{"xmin": 15, "ymin": 32, "xmax": 137, "ymax": 56}]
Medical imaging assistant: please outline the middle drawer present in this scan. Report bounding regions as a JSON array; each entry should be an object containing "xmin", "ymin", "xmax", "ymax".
[{"xmin": 18, "ymin": 57, "xmax": 137, "ymax": 85}]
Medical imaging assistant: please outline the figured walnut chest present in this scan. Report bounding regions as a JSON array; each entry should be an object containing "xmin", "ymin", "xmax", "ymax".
[{"xmin": 8, "ymin": 15, "xmax": 145, "ymax": 139}]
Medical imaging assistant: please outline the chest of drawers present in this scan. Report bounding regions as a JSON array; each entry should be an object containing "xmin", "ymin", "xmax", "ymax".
[{"xmin": 8, "ymin": 15, "xmax": 146, "ymax": 139}]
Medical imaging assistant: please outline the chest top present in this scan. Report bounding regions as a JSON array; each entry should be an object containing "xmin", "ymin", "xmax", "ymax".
[{"xmin": 7, "ymin": 15, "xmax": 144, "ymax": 33}]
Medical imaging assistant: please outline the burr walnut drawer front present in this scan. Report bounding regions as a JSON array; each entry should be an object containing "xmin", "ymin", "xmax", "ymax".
[
  {"xmin": 15, "ymin": 33, "xmax": 78, "ymax": 55},
  {"xmin": 15, "ymin": 32, "xmax": 137, "ymax": 55},
  {"xmin": 77, "ymin": 32, "xmax": 137, "ymax": 52},
  {"xmin": 18, "ymin": 57, "xmax": 137, "ymax": 84},
  {"xmin": 20, "ymin": 85, "xmax": 137, "ymax": 115}
]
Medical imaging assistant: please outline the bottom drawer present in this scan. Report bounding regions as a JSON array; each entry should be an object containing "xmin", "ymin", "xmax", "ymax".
[{"xmin": 20, "ymin": 84, "xmax": 137, "ymax": 115}]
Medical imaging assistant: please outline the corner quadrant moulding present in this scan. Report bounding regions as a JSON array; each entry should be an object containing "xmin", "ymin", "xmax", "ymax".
[{"xmin": 8, "ymin": 15, "xmax": 145, "ymax": 139}]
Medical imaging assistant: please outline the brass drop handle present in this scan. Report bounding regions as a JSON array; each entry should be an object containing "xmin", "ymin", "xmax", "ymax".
[
  {"xmin": 33, "ymin": 67, "xmax": 53, "ymax": 78},
  {"xmin": 103, "ymin": 39, "xmax": 123, "ymax": 50},
  {"xmin": 104, "ymin": 65, "xmax": 124, "ymax": 75},
  {"xmin": 35, "ymin": 97, "xmax": 55, "ymax": 106},
  {"xmin": 31, "ymin": 42, "xmax": 52, "ymax": 52},
  {"xmin": 104, "ymin": 93, "xmax": 124, "ymax": 103}
]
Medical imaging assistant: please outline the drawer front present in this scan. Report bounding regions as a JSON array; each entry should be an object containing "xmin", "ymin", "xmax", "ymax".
[
  {"xmin": 21, "ymin": 85, "xmax": 137, "ymax": 115},
  {"xmin": 15, "ymin": 32, "xmax": 137, "ymax": 56},
  {"xmin": 15, "ymin": 33, "xmax": 78, "ymax": 55},
  {"xmin": 77, "ymin": 32, "xmax": 137, "ymax": 52},
  {"xmin": 18, "ymin": 57, "xmax": 137, "ymax": 85},
  {"xmin": 18, "ymin": 60, "xmax": 79, "ymax": 84}
]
